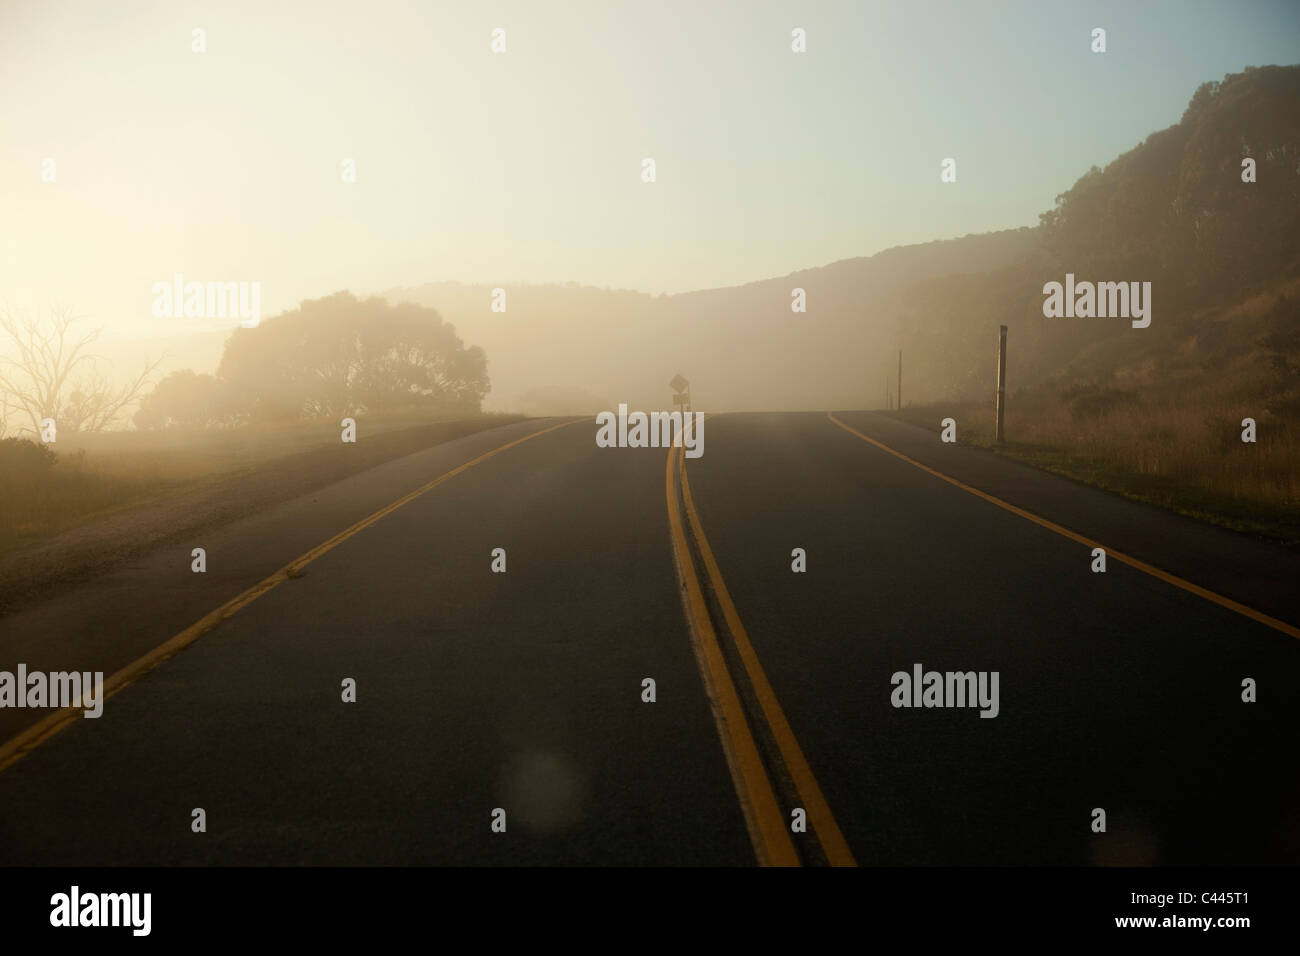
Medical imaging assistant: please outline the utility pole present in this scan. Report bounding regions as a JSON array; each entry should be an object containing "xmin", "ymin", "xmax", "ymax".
[
  {"xmin": 995, "ymin": 325, "xmax": 1007, "ymax": 443},
  {"xmin": 897, "ymin": 350, "xmax": 902, "ymax": 411}
]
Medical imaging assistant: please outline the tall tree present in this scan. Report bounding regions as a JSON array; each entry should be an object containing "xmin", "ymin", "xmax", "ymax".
[{"xmin": 217, "ymin": 292, "xmax": 489, "ymax": 420}]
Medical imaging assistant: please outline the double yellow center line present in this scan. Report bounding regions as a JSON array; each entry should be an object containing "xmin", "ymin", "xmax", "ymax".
[
  {"xmin": 665, "ymin": 436, "xmax": 857, "ymax": 867},
  {"xmin": 6, "ymin": 413, "xmax": 863, "ymax": 867}
]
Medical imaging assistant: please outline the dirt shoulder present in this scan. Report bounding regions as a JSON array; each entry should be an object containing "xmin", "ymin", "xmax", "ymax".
[{"xmin": 0, "ymin": 416, "xmax": 523, "ymax": 615}]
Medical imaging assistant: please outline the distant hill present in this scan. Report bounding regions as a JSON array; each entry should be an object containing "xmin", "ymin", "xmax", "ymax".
[
  {"xmin": 165, "ymin": 65, "xmax": 1276, "ymax": 417},
  {"xmin": 384, "ymin": 228, "xmax": 1039, "ymax": 412},
  {"xmin": 898, "ymin": 64, "xmax": 1300, "ymax": 403},
  {"xmin": 120, "ymin": 66, "xmax": 1297, "ymax": 420}
]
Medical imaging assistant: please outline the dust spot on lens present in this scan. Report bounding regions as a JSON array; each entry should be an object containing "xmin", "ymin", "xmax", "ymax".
[{"xmin": 498, "ymin": 752, "xmax": 584, "ymax": 834}]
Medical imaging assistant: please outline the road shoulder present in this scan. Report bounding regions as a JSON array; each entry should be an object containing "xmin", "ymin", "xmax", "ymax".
[{"xmin": 831, "ymin": 410, "xmax": 1300, "ymax": 632}]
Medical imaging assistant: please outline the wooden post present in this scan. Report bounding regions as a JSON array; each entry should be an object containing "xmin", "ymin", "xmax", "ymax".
[
  {"xmin": 995, "ymin": 325, "xmax": 1007, "ymax": 443},
  {"xmin": 897, "ymin": 350, "xmax": 902, "ymax": 410}
]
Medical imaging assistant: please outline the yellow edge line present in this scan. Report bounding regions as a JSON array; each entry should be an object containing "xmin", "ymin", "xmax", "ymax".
[
  {"xmin": 0, "ymin": 418, "xmax": 584, "ymax": 775},
  {"xmin": 827, "ymin": 411, "xmax": 1300, "ymax": 642},
  {"xmin": 678, "ymin": 439, "xmax": 858, "ymax": 867},
  {"xmin": 665, "ymin": 441, "xmax": 800, "ymax": 866}
]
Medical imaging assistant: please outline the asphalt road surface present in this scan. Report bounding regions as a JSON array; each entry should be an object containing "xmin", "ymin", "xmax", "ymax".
[{"xmin": 1, "ymin": 412, "xmax": 1296, "ymax": 865}]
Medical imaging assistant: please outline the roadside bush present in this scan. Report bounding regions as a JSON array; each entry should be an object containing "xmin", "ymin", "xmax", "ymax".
[{"xmin": 0, "ymin": 437, "xmax": 57, "ymax": 489}]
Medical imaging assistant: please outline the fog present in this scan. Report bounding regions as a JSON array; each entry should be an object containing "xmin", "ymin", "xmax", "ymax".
[{"xmin": 2, "ymin": 0, "xmax": 1296, "ymax": 431}]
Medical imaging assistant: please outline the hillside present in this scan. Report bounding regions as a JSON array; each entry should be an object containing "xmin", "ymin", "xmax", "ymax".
[
  {"xmin": 385, "ymin": 68, "xmax": 1298, "ymax": 415},
  {"xmin": 899, "ymin": 65, "xmax": 1300, "ymax": 404},
  {"xmin": 384, "ymin": 228, "xmax": 1038, "ymax": 412}
]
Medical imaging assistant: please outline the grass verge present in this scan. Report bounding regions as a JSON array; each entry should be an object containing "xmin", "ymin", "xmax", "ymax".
[
  {"xmin": 886, "ymin": 403, "xmax": 1300, "ymax": 547},
  {"xmin": 0, "ymin": 414, "xmax": 525, "ymax": 556}
]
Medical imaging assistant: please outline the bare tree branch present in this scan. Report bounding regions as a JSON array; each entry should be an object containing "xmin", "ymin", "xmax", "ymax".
[{"xmin": 0, "ymin": 306, "xmax": 160, "ymax": 435}]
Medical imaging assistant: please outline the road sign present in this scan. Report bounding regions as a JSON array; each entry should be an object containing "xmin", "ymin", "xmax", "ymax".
[
  {"xmin": 669, "ymin": 373, "xmax": 689, "ymax": 393},
  {"xmin": 672, "ymin": 392, "xmax": 689, "ymax": 405}
]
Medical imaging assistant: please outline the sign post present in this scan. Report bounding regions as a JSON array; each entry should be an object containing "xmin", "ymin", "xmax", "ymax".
[
  {"xmin": 670, "ymin": 373, "xmax": 691, "ymax": 414},
  {"xmin": 995, "ymin": 326, "xmax": 1007, "ymax": 443}
]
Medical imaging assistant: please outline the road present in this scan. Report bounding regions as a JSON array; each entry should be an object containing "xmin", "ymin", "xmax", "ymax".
[{"xmin": 0, "ymin": 412, "xmax": 1296, "ymax": 865}]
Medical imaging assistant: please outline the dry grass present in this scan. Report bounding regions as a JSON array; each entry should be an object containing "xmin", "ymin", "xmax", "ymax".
[
  {"xmin": 890, "ymin": 276, "xmax": 1300, "ymax": 540},
  {"xmin": 0, "ymin": 458, "xmax": 159, "ymax": 546},
  {"xmin": 1012, "ymin": 392, "xmax": 1296, "ymax": 506},
  {"xmin": 0, "ymin": 414, "xmax": 520, "ymax": 551},
  {"xmin": 893, "ymin": 367, "xmax": 1300, "ymax": 543}
]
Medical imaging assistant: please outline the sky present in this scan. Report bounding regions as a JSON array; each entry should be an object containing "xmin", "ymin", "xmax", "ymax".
[{"xmin": 2, "ymin": 0, "xmax": 1298, "ymax": 344}]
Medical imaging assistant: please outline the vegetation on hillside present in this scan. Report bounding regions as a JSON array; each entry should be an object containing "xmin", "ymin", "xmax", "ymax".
[
  {"xmin": 899, "ymin": 65, "xmax": 1300, "ymax": 404},
  {"xmin": 892, "ymin": 67, "xmax": 1300, "ymax": 537}
]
